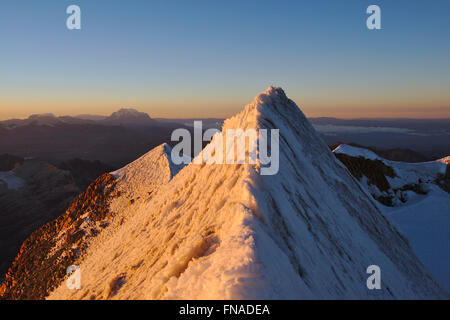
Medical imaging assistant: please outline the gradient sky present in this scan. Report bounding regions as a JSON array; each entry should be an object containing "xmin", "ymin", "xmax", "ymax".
[{"xmin": 1, "ymin": 0, "xmax": 449, "ymax": 120}]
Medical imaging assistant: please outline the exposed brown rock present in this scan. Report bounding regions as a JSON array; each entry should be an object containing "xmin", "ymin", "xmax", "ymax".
[
  {"xmin": 0, "ymin": 173, "xmax": 117, "ymax": 300},
  {"xmin": 334, "ymin": 154, "xmax": 449, "ymax": 206},
  {"xmin": 335, "ymin": 153, "xmax": 396, "ymax": 192},
  {"xmin": 0, "ymin": 160, "xmax": 81, "ymax": 281}
]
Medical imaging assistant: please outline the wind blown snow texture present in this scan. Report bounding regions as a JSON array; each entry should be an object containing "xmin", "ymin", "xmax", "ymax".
[{"xmin": 49, "ymin": 87, "xmax": 447, "ymax": 299}]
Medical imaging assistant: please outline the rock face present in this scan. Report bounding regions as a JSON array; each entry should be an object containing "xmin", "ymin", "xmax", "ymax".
[
  {"xmin": 0, "ymin": 158, "xmax": 113, "ymax": 283},
  {"xmin": 335, "ymin": 154, "xmax": 396, "ymax": 192},
  {"xmin": 0, "ymin": 174, "xmax": 117, "ymax": 300},
  {"xmin": 0, "ymin": 160, "xmax": 80, "ymax": 282}
]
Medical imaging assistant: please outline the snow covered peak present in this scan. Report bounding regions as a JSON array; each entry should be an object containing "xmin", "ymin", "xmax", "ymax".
[
  {"xmin": 222, "ymin": 86, "xmax": 304, "ymax": 134},
  {"xmin": 29, "ymin": 113, "xmax": 57, "ymax": 119},
  {"xmin": 111, "ymin": 143, "xmax": 185, "ymax": 198},
  {"xmin": 105, "ymin": 108, "xmax": 152, "ymax": 125},
  {"xmin": 111, "ymin": 108, "xmax": 146, "ymax": 117},
  {"xmin": 48, "ymin": 88, "xmax": 447, "ymax": 300},
  {"xmin": 264, "ymin": 85, "xmax": 287, "ymax": 98},
  {"xmin": 25, "ymin": 113, "xmax": 61, "ymax": 126}
]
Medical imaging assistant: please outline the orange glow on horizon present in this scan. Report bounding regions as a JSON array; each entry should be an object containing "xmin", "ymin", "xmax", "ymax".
[{"xmin": 1, "ymin": 94, "xmax": 449, "ymax": 120}]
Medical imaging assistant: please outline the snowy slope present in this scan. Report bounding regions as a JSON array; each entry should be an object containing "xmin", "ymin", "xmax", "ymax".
[
  {"xmin": 333, "ymin": 144, "xmax": 450, "ymax": 292},
  {"xmin": 104, "ymin": 143, "xmax": 186, "ymax": 235},
  {"xmin": 333, "ymin": 144, "xmax": 381, "ymax": 160},
  {"xmin": 89, "ymin": 142, "xmax": 184, "ymax": 242},
  {"xmin": 111, "ymin": 143, "xmax": 184, "ymax": 200},
  {"xmin": 384, "ymin": 185, "xmax": 450, "ymax": 292},
  {"xmin": 40, "ymin": 143, "xmax": 183, "ymax": 265},
  {"xmin": 49, "ymin": 87, "xmax": 447, "ymax": 300}
]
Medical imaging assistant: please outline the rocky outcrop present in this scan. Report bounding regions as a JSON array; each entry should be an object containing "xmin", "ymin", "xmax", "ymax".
[
  {"xmin": 0, "ymin": 174, "xmax": 117, "ymax": 300},
  {"xmin": 0, "ymin": 160, "xmax": 80, "ymax": 281},
  {"xmin": 335, "ymin": 152, "xmax": 449, "ymax": 206},
  {"xmin": 335, "ymin": 153, "xmax": 396, "ymax": 192},
  {"xmin": 0, "ymin": 158, "xmax": 117, "ymax": 283}
]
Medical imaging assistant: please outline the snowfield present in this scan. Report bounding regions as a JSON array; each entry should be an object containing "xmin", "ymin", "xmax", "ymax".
[
  {"xmin": 333, "ymin": 144, "xmax": 450, "ymax": 293},
  {"xmin": 384, "ymin": 186, "xmax": 450, "ymax": 292},
  {"xmin": 333, "ymin": 144, "xmax": 382, "ymax": 160},
  {"xmin": 48, "ymin": 87, "xmax": 448, "ymax": 299}
]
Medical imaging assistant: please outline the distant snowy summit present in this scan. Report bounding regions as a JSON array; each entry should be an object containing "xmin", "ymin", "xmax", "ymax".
[
  {"xmin": 0, "ymin": 108, "xmax": 155, "ymax": 129},
  {"xmin": 1, "ymin": 113, "xmax": 63, "ymax": 128},
  {"xmin": 103, "ymin": 108, "xmax": 154, "ymax": 126},
  {"xmin": 1, "ymin": 87, "xmax": 447, "ymax": 300}
]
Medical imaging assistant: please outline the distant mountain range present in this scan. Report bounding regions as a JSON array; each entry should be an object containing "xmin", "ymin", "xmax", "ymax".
[
  {"xmin": 0, "ymin": 109, "xmax": 190, "ymax": 168},
  {"xmin": 1, "ymin": 109, "xmax": 448, "ymax": 167},
  {"xmin": 0, "ymin": 108, "xmax": 157, "ymax": 129}
]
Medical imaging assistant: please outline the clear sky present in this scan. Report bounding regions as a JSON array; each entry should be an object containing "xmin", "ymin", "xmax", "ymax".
[{"xmin": 0, "ymin": 0, "xmax": 449, "ymax": 120}]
